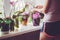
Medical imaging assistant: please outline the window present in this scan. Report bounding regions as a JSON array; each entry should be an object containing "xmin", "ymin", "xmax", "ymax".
[{"xmin": 0, "ymin": 0, "xmax": 4, "ymax": 18}]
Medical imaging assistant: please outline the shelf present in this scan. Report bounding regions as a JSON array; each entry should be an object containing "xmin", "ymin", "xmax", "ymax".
[{"xmin": 0, "ymin": 23, "xmax": 40, "ymax": 39}]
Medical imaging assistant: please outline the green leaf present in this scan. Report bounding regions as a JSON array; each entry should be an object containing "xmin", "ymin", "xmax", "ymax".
[{"xmin": 5, "ymin": 19, "xmax": 11, "ymax": 24}]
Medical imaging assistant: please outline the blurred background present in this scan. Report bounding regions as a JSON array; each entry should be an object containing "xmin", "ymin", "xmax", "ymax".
[
  {"xmin": 0, "ymin": 0, "xmax": 44, "ymax": 32},
  {"xmin": 0, "ymin": 0, "xmax": 45, "ymax": 18}
]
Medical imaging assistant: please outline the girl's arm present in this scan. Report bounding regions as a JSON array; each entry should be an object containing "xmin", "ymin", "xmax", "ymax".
[{"xmin": 42, "ymin": 0, "xmax": 51, "ymax": 13}]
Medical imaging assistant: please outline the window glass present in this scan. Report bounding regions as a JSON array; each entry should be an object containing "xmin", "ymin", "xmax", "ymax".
[{"xmin": 0, "ymin": 0, "xmax": 4, "ymax": 18}]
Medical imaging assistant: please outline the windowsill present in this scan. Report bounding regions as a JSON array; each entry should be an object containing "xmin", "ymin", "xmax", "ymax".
[{"xmin": 0, "ymin": 23, "xmax": 41, "ymax": 39}]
